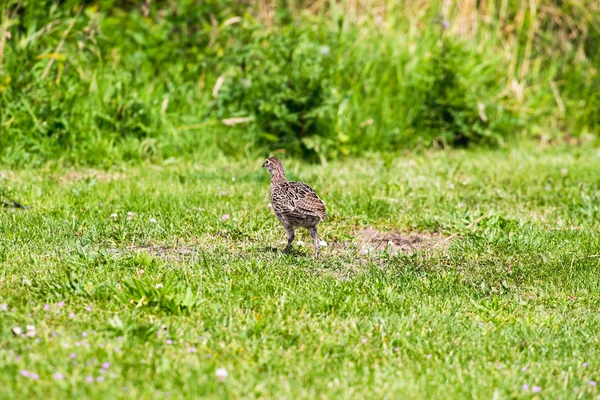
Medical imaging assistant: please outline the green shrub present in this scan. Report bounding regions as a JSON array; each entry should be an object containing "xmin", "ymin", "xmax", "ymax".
[
  {"xmin": 0, "ymin": 0, "xmax": 598, "ymax": 165},
  {"xmin": 413, "ymin": 34, "xmax": 517, "ymax": 147},
  {"xmin": 215, "ymin": 25, "xmax": 339, "ymax": 160}
]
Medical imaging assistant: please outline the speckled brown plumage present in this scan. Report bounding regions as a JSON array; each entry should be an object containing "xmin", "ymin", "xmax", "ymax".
[{"xmin": 262, "ymin": 156, "xmax": 327, "ymax": 257}]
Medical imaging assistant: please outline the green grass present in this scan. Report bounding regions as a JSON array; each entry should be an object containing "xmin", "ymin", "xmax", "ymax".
[
  {"xmin": 2, "ymin": 145, "xmax": 600, "ymax": 398},
  {"xmin": 1, "ymin": 1, "xmax": 599, "ymax": 164}
]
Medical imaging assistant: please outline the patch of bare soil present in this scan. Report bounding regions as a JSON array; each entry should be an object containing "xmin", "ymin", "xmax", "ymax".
[
  {"xmin": 353, "ymin": 228, "xmax": 446, "ymax": 255},
  {"xmin": 320, "ymin": 229, "xmax": 448, "ymax": 281}
]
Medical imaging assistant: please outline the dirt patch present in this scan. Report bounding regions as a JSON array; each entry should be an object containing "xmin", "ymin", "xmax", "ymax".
[{"xmin": 354, "ymin": 228, "xmax": 446, "ymax": 254}]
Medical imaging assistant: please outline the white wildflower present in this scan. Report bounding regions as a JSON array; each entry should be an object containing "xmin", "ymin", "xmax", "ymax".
[
  {"xmin": 215, "ymin": 367, "xmax": 228, "ymax": 382},
  {"xmin": 26, "ymin": 325, "xmax": 36, "ymax": 337}
]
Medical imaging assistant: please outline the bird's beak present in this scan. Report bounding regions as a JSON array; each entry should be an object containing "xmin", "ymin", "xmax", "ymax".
[{"xmin": 261, "ymin": 161, "xmax": 267, "ymax": 168}]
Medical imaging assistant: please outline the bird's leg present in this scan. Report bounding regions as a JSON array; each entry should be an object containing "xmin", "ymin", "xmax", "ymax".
[
  {"xmin": 283, "ymin": 226, "xmax": 295, "ymax": 254},
  {"xmin": 309, "ymin": 227, "xmax": 320, "ymax": 258}
]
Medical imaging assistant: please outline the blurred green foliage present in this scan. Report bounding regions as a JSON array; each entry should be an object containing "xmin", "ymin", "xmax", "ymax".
[
  {"xmin": 0, "ymin": 0, "xmax": 598, "ymax": 165},
  {"xmin": 215, "ymin": 25, "xmax": 340, "ymax": 160}
]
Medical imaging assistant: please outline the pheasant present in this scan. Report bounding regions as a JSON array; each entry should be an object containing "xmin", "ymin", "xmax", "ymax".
[{"xmin": 262, "ymin": 156, "xmax": 327, "ymax": 257}]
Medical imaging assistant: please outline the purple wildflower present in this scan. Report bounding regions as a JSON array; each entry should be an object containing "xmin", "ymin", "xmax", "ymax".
[
  {"xmin": 69, "ymin": 312, "xmax": 75, "ymax": 318},
  {"xmin": 0, "ymin": 304, "xmax": 7, "ymax": 311},
  {"xmin": 221, "ymin": 214, "xmax": 230, "ymax": 220},
  {"xmin": 82, "ymin": 332, "xmax": 88, "ymax": 337},
  {"xmin": 15, "ymin": 356, "xmax": 21, "ymax": 361},
  {"xmin": 97, "ymin": 376, "xmax": 105, "ymax": 383},
  {"xmin": 86, "ymin": 306, "xmax": 92, "ymax": 312},
  {"xmin": 583, "ymin": 363, "xmax": 588, "ymax": 368},
  {"xmin": 53, "ymin": 373, "xmax": 64, "ymax": 380},
  {"xmin": 19, "ymin": 370, "xmax": 31, "ymax": 378},
  {"xmin": 361, "ymin": 338, "xmax": 367, "ymax": 344},
  {"xmin": 86, "ymin": 376, "xmax": 94, "ymax": 383},
  {"xmin": 187, "ymin": 347, "xmax": 197, "ymax": 353},
  {"xmin": 522, "ymin": 384, "xmax": 529, "ymax": 391},
  {"xmin": 442, "ymin": 20, "xmax": 449, "ymax": 29},
  {"xmin": 57, "ymin": 301, "xmax": 64, "ymax": 307},
  {"xmin": 114, "ymin": 347, "xmax": 120, "ymax": 353},
  {"xmin": 532, "ymin": 386, "xmax": 541, "ymax": 393},
  {"xmin": 31, "ymin": 373, "xmax": 39, "ymax": 380},
  {"xmin": 521, "ymin": 366, "xmax": 527, "ymax": 372},
  {"xmin": 44, "ymin": 304, "xmax": 50, "ymax": 311},
  {"xmin": 70, "ymin": 353, "xmax": 77, "ymax": 359},
  {"xmin": 166, "ymin": 339, "xmax": 173, "ymax": 345},
  {"xmin": 590, "ymin": 380, "xmax": 597, "ymax": 386},
  {"xmin": 102, "ymin": 362, "xmax": 110, "ymax": 369},
  {"xmin": 100, "ymin": 369, "xmax": 106, "ymax": 374}
]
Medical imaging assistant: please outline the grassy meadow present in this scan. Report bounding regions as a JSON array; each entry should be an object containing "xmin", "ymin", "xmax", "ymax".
[
  {"xmin": 2, "ymin": 0, "xmax": 600, "ymax": 399},
  {"xmin": 2, "ymin": 146, "xmax": 600, "ymax": 398}
]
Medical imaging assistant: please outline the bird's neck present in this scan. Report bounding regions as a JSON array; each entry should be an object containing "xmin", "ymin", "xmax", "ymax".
[{"xmin": 270, "ymin": 171, "xmax": 287, "ymax": 186}]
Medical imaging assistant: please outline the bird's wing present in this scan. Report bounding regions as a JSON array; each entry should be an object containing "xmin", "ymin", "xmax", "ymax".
[{"xmin": 280, "ymin": 182, "xmax": 327, "ymax": 219}]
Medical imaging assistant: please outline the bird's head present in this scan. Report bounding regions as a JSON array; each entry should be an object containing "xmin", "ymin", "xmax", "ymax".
[{"xmin": 262, "ymin": 156, "xmax": 284, "ymax": 176}]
